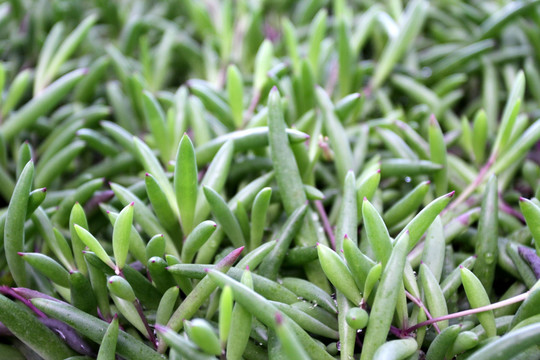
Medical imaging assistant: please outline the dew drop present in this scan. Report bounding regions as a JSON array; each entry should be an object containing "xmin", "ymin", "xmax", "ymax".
[{"xmin": 484, "ymin": 252, "xmax": 495, "ymax": 265}]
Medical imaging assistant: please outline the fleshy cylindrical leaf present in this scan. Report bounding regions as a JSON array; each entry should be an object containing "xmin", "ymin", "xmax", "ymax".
[
  {"xmin": 5, "ymin": 161, "xmax": 34, "ymax": 287},
  {"xmin": 112, "ymin": 202, "xmax": 134, "ymax": 271},
  {"xmin": 107, "ymin": 275, "xmax": 136, "ymax": 302},
  {"xmin": 185, "ymin": 318, "xmax": 221, "ymax": 356},
  {"xmin": 97, "ymin": 315, "xmax": 119, "ymax": 360},
  {"xmin": 74, "ymin": 224, "xmax": 115, "ymax": 270},
  {"xmin": 317, "ymin": 243, "xmax": 362, "ymax": 305}
]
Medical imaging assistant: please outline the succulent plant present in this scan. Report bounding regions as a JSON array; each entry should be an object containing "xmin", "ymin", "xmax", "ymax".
[{"xmin": 1, "ymin": 1, "xmax": 540, "ymax": 359}]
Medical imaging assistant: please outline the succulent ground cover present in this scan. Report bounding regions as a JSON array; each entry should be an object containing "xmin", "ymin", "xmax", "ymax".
[{"xmin": 2, "ymin": 0, "xmax": 540, "ymax": 359}]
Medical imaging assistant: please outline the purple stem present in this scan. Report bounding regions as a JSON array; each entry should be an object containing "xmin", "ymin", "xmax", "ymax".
[
  {"xmin": 40, "ymin": 317, "xmax": 95, "ymax": 356},
  {"xmin": 0, "ymin": 286, "xmax": 47, "ymax": 318},
  {"xmin": 2, "ymin": 287, "xmax": 95, "ymax": 354},
  {"xmin": 115, "ymin": 269, "xmax": 156, "ymax": 347},
  {"xmin": 405, "ymin": 290, "xmax": 440, "ymax": 334},
  {"xmin": 84, "ymin": 188, "xmax": 114, "ymax": 213},
  {"xmin": 134, "ymin": 299, "xmax": 157, "ymax": 348},
  {"xmin": 96, "ymin": 307, "xmax": 110, "ymax": 322},
  {"xmin": 314, "ymin": 200, "xmax": 335, "ymax": 250},
  {"xmin": 499, "ymin": 196, "xmax": 526, "ymax": 223},
  {"xmin": 389, "ymin": 325, "xmax": 408, "ymax": 339},
  {"xmin": 408, "ymin": 207, "xmax": 481, "ymax": 263},
  {"xmin": 445, "ymin": 155, "xmax": 496, "ymax": 214},
  {"xmin": 406, "ymin": 291, "xmax": 529, "ymax": 334},
  {"xmin": 12, "ymin": 287, "xmax": 62, "ymax": 302}
]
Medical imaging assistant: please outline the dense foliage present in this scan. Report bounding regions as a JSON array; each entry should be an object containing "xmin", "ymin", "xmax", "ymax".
[{"xmin": 1, "ymin": 0, "xmax": 540, "ymax": 359}]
